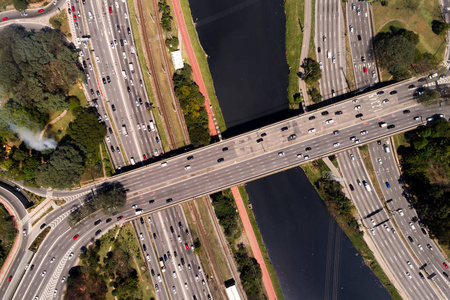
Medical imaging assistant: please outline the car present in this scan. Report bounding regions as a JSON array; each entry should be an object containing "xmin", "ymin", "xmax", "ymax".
[
  {"xmin": 222, "ymin": 147, "xmax": 228, "ymax": 151},
  {"xmin": 178, "ymin": 264, "xmax": 182, "ymax": 271},
  {"xmin": 355, "ymin": 113, "xmax": 363, "ymax": 118},
  {"xmin": 403, "ymin": 110, "xmax": 410, "ymax": 114},
  {"xmin": 426, "ymin": 243, "xmax": 433, "ymax": 250},
  {"xmin": 38, "ymin": 9, "xmax": 44, "ymax": 13},
  {"xmin": 185, "ymin": 165, "xmax": 191, "ymax": 170},
  {"xmin": 143, "ymin": 154, "xmax": 146, "ymax": 160},
  {"xmin": 187, "ymin": 155, "xmax": 194, "ymax": 160},
  {"xmin": 296, "ymin": 153, "xmax": 303, "ymax": 158},
  {"xmin": 124, "ymin": 12, "xmax": 128, "ymax": 19},
  {"xmin": 377, "ymin": 140, "xmax": 381, "ymax": 145},
  {"xmin": 137, "ymin": 124, "xmax": 141, "ymax": 130},
  {"xmin": 288, "ymin": 134, "xmax": 297, "ymax": 141},
  {"xmin": 407, "ymin": 236, "xmax": 413, "ymax": 243},
  {"xmin": 332, "ymin": 56, "xmax": 336, "ymax": 63},
  {"xmin": 321, "ymin": 111, "xmax": 329, "ymax": 116},
  {"xmin": 50, "ymin": 257, "xmax": 56, "ymax": 263},
  {"xmin": 102, "ymin": 77, "xmax": 107, "ymax": 84},
  {"xmin": 202, "ymin": 279, "xmax": 206, "ymax": 286},
  {"xmin": 166, "ymin": 198, "xmax": 173, "ymax": 203},
  {"xmin": 350, "ymin": 136, "xmax": 357, "ymax": 141},
  {"xmin": 73, "ymin": 234, "xmax": 79, "ymax": 240},
  {"xmin": 96, "ymin": 56, "xmax": 100, "ymax": 63},
  {"xmin": 376, "ymin": 91, "xmax": 384, "ymax": 95},
  {"xmin": 352, "ymin": 99, "xmax": 358, "ymax": 103},
  {"xmin": 444, "ymin": 262, "xmax": 449, "ymax": 269},
  {"xmin": 349, "ymin": 25, "xmax": 353, "ymax": 32},
  {"xmin": 391, "ymin": 228, "xmax": 396, "ymax": 234},
  {"xmin": 305, "ymin": 147, "xmax": 312, "ymax": 152},
  {"xmin": 354, "ymin": 105, "xmax": 361, "ymax": 110},
  {"xmin": 354, "ymin": 139, "xmax": 360, "ymax": 144},
  {"xmin": 350, "ymin": 154, "xmax": 354, "ymax": 160},
  {"xmin": 127, "ymin": 86, "xmax": 131, "ymax": 93},
  {"xmin": 185, "ymin": 243, "xmax": 190, "ymax": 250},
  {"xmin": 385, "ymin": 182, "xmax": 390, "ymax": 188},
  {"xmin": 418, "ymin": 244, "xmax": 423, "ymax": 250},
  {"xmin": 363, "ymin": 67, "xmax": 367, "ymax": 73},
  {"xmin": 90, "ymin": 89, "xmax": 94, "ymax": 95},
  {"xmin": 408, "ymin": 84, "xmax": 415, "ymax": 90},
  {"xmin": 41, "ymin": 270, "xmax": 46, "ymax": 277},
  {"xmin": 188, "ymin": 264, "xmax": 191, "ymax": 270},
  {"xmin": 384, "ymin": 224, "xmax": 390, "ymax": 232},
  {"xmin": 420, "ymin": 228, "xmax": 427, "ymax": 235},
  {"xmin": 406, "ymin": 272, "xmax": 411, "ymax": 279},
  {"xmin": 382, "ymin": 99, "xmax": 389, "ymax": 104},
  {"xmin": 419, "ymin": 272, "xmax": 425, "ymax": 279},
  {"xmin": 278, "ymin": 151, "xmax": 285, "ymax": 156},
  {"xmin": 106, "ymin": 75, "xmax": 111, "ymax": 83},
  {"xmin": 217, "ymin": 158, "xmax": 224, "ymax": 163},
  {"xmin": 333, "ymin": 130, "xmax": 340, "ymax": 135},
  {"xmin": 389, "ymin": 90, "xmax": 397, "ymax": 95},
  {"xmin": 440, "ymin": 74, "xmax": 446, "ymax": 79},
  {"xmin": 376, "ymin": 158, "xmax": 382, "ymax": 164},
  {"xmin": 349, "ymin": 184, "xmax": 354, "ymax": 191},
  {"xmin": 409, "ymin": 222, "xmax": 415, "ymax": 230},
  {"xmin": 256, "ymin": 138, "xmax": 263, "ymax": 143},
  {"xmin": 308, "ymin": 128, "xmax": 316, "ymax": 133},
  {"xmin": 304, "ymin": 155, "xmax": 310, "ymax": 159},
  {"xmin": 387, "ymin": 124, "xmax": 395, "ymax": 129},
  {"xmin": 357, "ymin": 179, "xmax": 361, "ymax": 186},
  {"xmin": 319, "ymin": 61, "xmax": 323, "ymax": 69},
  {"xmin": 356, "ymin": 7, "xmax": 360, "ymax": 15},
  {"xmin": 155, "ymin": 284, "xmax": 159, "ymax": 292},
  {"xmin": 108, "ymin": 7, "xmax": 112, "ymax": 14},
  {"xmin": 413, "ymin": 116, "xmax": 421, "ymax": 121},
  {"xmin": 318, "ymin": 47, "xmax": 321, "ymax": 53},
  {"xmin": 360, "ymin": 130, "xmax": 368, "ymax": 135},
  {"xmin": 124, "ymin": 38, "xmax": 128, "ymax": 45},
  {"xmin": 281, "ymin": 126, "xmax": 288, "ymax": 131},
  {"xmin": 325, "ymin": 119, "xmax": 333, "ymax": 124},
  {"xmin": 61, "ymin": 276, "xmax": 66, "ymax": 283},
  {"xmin": 372, "ymin": 70, "xmax": 376, "ymax": 78},
  {"xmin": 172, "ymin": 286, "xmax": 177, "ymax": 294},
  {"xmin": 8, "ymin": 275, "xmax": 12, "ymax": 282},
  {"xmin": 444, "ymin": 272, "xmax": 449, "ymax": 278},
  {"xmin": 335, "ymin": 111, "xmax": 343, "ymax": 115},
  {"xmin": 333, "ymin": 142, "xmax": 340, "ymax": 147}
]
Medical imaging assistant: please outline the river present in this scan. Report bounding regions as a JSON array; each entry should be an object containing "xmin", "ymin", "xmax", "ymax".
[{"xmin": 188, "ymin": 0, "xmax": 391, "ymax": 298}]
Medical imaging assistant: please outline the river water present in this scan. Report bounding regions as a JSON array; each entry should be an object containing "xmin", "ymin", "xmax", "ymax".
[{"xmin": 188, "ymin": 0, "xmax": 391, "ymax": 298}]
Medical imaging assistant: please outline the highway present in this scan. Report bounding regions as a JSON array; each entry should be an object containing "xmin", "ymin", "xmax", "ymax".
[
  {"xmin": 338, "ymin": 149, "xmax": 439, "ymax": 300},
  {"xmin": 346, "ymin": 0, "xmax": 378, "ymax": 88},
  {"xmin": 316, "ymin": 0, "xmax": 346, "ymax": 98},
  {"xmin": 370, "ymin": 138, "xmax": 450, "ymax": 297}
]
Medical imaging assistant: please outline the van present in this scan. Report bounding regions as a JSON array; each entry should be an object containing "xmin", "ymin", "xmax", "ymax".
[
  {"xmin": 149, "ymin": 120, "xmax": 155, "ymax": 131},
  {"xmin": 383, "ymin": 144, "xmax": 390, "ymax": 153},
  {"xmin": 122, "ymin": 70, "xmax": 127, "ymax": 79},
  {"xmin": 88, "ymin": 11, "xmax": 92, "ymax": 19},
  {"xmin": 379, "ymin": 122, "xmax": 387, "ymax": 128},
  {"xmin": 327, "ymin": 51, "xmax": 331, "ymax": 59},
  {"xmin": 130, "ymin": 157, "xmax": 135, "ymax": 165},
  {"xmin": 123, "ymin": 52, "xmax": 127, "ymax": 59}
]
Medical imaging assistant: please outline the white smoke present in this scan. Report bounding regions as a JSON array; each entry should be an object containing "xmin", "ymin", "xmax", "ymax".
[{"xmin": 9, "ymin": 125, "xmax": 57, "ymax": 151}]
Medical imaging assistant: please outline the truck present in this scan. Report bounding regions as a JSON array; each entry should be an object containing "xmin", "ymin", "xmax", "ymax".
[
  {"xmin": 129, "ymin": 62, "xmax": 135, "ymax": 73},
  {"xmin": 122, "ymin": 125, "xmax": 128, "ymax": 136},
  {"xmin": 363, "ymin": 181, "xmax": 372, "ymax": 192},
  {"xmin": 149, "ymin": 120, "xmax": 155, "ymax": 131},
  {"xmin": 159, "ymin": 257, "xmax": 166, "ymax": 272},
  {"xmin": 122, "ymin": 70, "xmax": 127, "ymax": 79}
]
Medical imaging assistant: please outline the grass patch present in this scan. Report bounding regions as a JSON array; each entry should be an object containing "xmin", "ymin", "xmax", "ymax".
[
  {"xmin": 0, "ymin": 203, "xmax": 17, "ymax": 270},
  {"xmin": 285, "ymin": 0, "xmax": 305, "ymax": 109},
  {"xmin": 127, "ymin": 1, "xmax": 170, "ymax": 151},
  {"xmin": 373, "ymin": 0, "xmax": 445, "ymax": 58},
  {"xmin": 25, "ymin": 191, "xmax": 46, "ymax": 212},
  {"xmin": 196, "ymin": 198, "xmax": 233, "ymax": 280},
  {"xmin": 101, "ymin": 142, "xmax": 114, "ymax": 177},
  {"xmin": 31, "ymin": 207, "xmax": 54, "ymax": 227},
  {"xmin": 179, "ymin": 0, "xmax": 226, "ymax": 133},
  {"xmin": 302, "ymin": 160, "xmax": 402, "ymax": 300},
  {"xmin": 69, "ymin": 84, "xmax": 88, "ymax": 107},
  {"xmin": 237, "ymin": 185, "xmax": 285, "ymax": 300},
  {"xmin": 342, "ymin": 2, "xmax": 355, "ymax": 90},
  {"xmin": 306, "ymin": 0, "xmax": 316, "ymax": 61},
  {"xmin": 49, "ymin": 10, "xmax": 70, "ymax": 36},
  {"xmin": 29, "ymin": 226, "xmax": 51, "ymax": 252},
  {"xmin": 358, "ymin": 145, "xmax": 385, "ymax": 202},
  {"xmin": 328, "ymin": 154, "xmax": 339, "ymax": 169},
  {"xmin": 45, "ymin": 110, "xmax": 74, "ymax": 141}
]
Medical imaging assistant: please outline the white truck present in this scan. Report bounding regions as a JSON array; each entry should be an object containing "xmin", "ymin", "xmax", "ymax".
[
  {"xmin": 122, "ymin": 70, "xmax": 127, "ymax": 79},
  {"xmin": 363, "ymin": 181, "xmax": 372, "ymax": 192},
  {"xmin": 129, "ymin": 62, "xmax": 135, "ymax": 73},
  {"xmin": 122, "ymin": 125, "xmax": 128, "ymax": 136}
]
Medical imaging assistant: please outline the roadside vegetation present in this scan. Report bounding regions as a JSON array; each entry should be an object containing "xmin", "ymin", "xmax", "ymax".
[
  {"xmin": 68, "ymin": 183, "xmax": 126, "ymax": 227},
  {"xmin": 0, "ymin": 204, "xmax": 16, "ymax": 269},
  {"xmin": 302, "ymin": 160, "xmax": 402, "ymax": 300},
  {"xmin": 397, "ymin": 118, "xmax": 450, "ymax": 247},
  {"xmin": 173, "ymin": 65, "xmax": 211, "ymax": 147},
  {"xmin": 373, "ymin": 0, "xmax": 444, "ymax": 80},
  {"xmin": 0, "ymin": 26, "xmax": 109, "ymax": 189},
  {"xmin": 29, "ymin": 226, "xmax": 50, "ymax": 252},
  {"xmin": 49, "ymin": 10, "xmax": 71, "ymax": 37},
  {"xmin": 211, "ymin": 191, "xmax": 265, "ymax": 300},
  {"xmin": 66, "ymin": 223, "xmax": 154, "ymax": 299},
  {"xmin": 285, "ymin": 0, "xmax": 305, "ymax": 109}
]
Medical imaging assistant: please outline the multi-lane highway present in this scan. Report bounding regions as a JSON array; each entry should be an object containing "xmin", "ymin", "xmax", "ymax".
[{"xmin": 346, "ymin": 0, "xmax": 378, "ymax": 88}]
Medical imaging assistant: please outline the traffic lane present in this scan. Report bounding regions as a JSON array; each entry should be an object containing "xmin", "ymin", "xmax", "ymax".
[
  {"xmin": 0, "ymin": 183, "xmax": 31, "ymax": 216},
  {"xmin": 338, "ymin": 151, "xmax": 437, "ymax": 299},
  {"xmin": 369, "ymin": 140, "xmax": 450, "ymax": 295},
  {"xmin": 0, "ymin": 0, "xmax": 65, "ymax": 21}
]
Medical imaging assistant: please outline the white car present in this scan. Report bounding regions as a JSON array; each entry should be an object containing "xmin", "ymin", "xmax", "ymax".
[
  {"xmin": 350, "ymin": 154, "xmax": 354, "ymax": 160},
  {"xmin": 185, "ymin": 282, "xmax": 189, "ymax": 290},
  {"xmin": 370, "ymin": 219, "xmax": 375, "ymax": 226},
  {"xmin": 418, "ymin": 244, "xmax": 423, "ymax": 250},
  {"xmin": 88, "ymin": 63, "xmax": 92, "ymax": 70},
  {"xmin": 354, "ymin": 105, "xmax": 361, "ymax": 110},
  {"xmin": 370, "ymin": 228, "xmax": 375, "ymax": 235},
  {"xmin": 115, "ymin": 2, "xmax": 119, "ymax": 8},
  {"xmin": 184, "ymin": 165, "xmax": 191, "ymax": 170},
  {"xmin": 104, "ymin": 114, "xmax": 108, "ymax": 120},
  {"xmin": 354, "ymin": 139, "xmax": 360, "ymax": 144},
  {"xmin": 304, "ymin": 155, "xmax": 310, "ymax": 160},
  {"xmin": 349, "ymin": 25, "xmax": 353, "ymax": 32},
  {"xmin": 406, "ymin": 272, "xmax": 411, "ymax": 279},
  {"xmin": 130, "ymin": 79, "xmax": 134, "ymax": 86},
  {"xmin": 157, "ymin": 274, "xmax": 162, "ymax": 282},
  {"xmin": 319, "ymin": 61, "xmax": 323, "ymax": 69},
  {"xmin": 50, "ymin": 257, "xmax": 55, "ymax": 263},
  {"xmin": 173, "ymin": 271, "xmax": 177, "ymax": 278},
  {"xmin": 278, "ymin": 152, "xmax": 285, "ymax": 156},
  {"xmin": 53, "ymin": 289, "xmax": 57, "ymax": 297},
  {"xmin": 131, "ymin": 47, "xmax": 135, "ymax": 54},
  {"xmin": 140, "ymin": 233, "xmax": 144, "ymax": 240},
  {"xmin": 382, "ymin": 99, "xmax": 389, "ymax": 104},
  {"xmin": 178, "ymin": 235, "xmax": 182, "ymax": 243},
  {"xmin": 297, "ymin": 153, "xmax": 303, "ymax": 158},
  {"xmin": 407, "ymin": 261, "xmax": 413, "ymax": 269},
  {"xmin": 124, "ymin": 38, "xmax": 128, "ymax": 45},
  {"xmin": 360, "ymin": 130, "xmax": 368, "ymax": 135},
  {"xmin": 146, "ymin": 254, "xmax": 151, "ymax": 262},
  {"xmin": 308, "ymin": 128, "xmax": 316, "ymax": 133},
  {"xmin": 124, "ymin": 12, "xmax": 128, "ymax": 19},
  {"xmin": 377, "ymin": 158, "xmax": 382, "ymax": 164},
  {"xmin": 68, "ymin": 253, "xmax": 74, "ymax": 260},
  {"xmin": 178, "ymin": 264, "xmax": 182, "ymax": 271},
  {"xmin": 41, "ymin": 270, "xmax": 46, "ymax": 277},
  {"xmin": 333, "ymin": 142, "xmax": 340, "ymax": 147},
  {"xmin": 332, "ymin": 56, "xmax": 336, "ymax": 63},
  {"xmin": 132, "ymin": 204, "xmax": 137, "ymax": 208},
  {"xmin": 195, "ymin": 274, "xmax": 199, "ymax": 281},
  {"xmin": 61, "ymin": 276, "xmax": 66, "ymax": 283},
  {"xmin": 352, "ymin": 99, "xmax": 358, "ymax": 103},
  {"xmin": 384, "ymin": 224, "xmax": 390, "ymax": 232},
  {"xmin": 137, "ymin": 124, "xmax": 141, "ymax": 130},
  {"xmin": 96, "ymin": 56, "xmax": 100, "ymax": 63},
  {"xmin": 409, "ymin": 222, "xmax": 415, "ymax": 230},
  {"xmin": 172, "ymin": 286, "xmax": 177, "ymax": 294},
  {"xmin": 325, "ymin": 119, "xmax": 334, "ymax": 124},
  {"xmin": 398, "ymin": 209, "xmax": 404, "ymax": 216}
]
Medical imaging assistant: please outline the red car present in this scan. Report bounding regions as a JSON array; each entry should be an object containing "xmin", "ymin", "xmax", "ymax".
[
  {"xmin": 73, "ymin": 14, "xmax": 77, "ymax": 21},
  {"xmin": 108, "ymin": 7, "xmax": 112, "ymax": 14},
  {"xmin": 117, "ymin": 216, "xmax": 123, "ymax": 221},
  {"xmin": 73, "ymin": 234, "xmax": 79, "ymax": 240},
  {"xmin": 143, "ymin": 154, "xmax": 146, "ymax": 160},
  {"xmin": 8, "ymin": 276, "xmax": 12, "ymax": 282},
  {"xmin": 38, "ymin": 9, "xmax": 44, "ymax": 13},
  {"xmin": 185, "ymin": 243, "xmax": 189, "ymax": 250},
  {"xmin": 363, "ymin": 67, "xmax": 367, "ymax": 73},
  {"xmin": 444, "ymin": 262, "xmax": 449, "ymax": 269},
  {"xmin": 2, "ymin": 17, "xmax": 8, "ymax": 21},
  {"xmin": 71, "ymin": 6, "xmax": 75, "ymax": 11}
]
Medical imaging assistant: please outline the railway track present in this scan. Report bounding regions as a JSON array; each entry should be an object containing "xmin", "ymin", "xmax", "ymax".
[
  {"xmin": 135, "ymin": 0, "xmax": 177, "ymax": 149},
  {"xmin": 151, "ymin": 0, "xmax": 191, "ymax": 144}
]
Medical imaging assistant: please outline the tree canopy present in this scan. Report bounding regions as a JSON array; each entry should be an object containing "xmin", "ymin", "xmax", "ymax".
[
  {"xmin": 302, "ymin": 58, "xmax": 322, "ymax": 85},
  {"xmin": 417, "ymin": 89, "xmax": 441, "ymax": 106},
  {"xmin": 67, "ymin": 108, "xmax": 106, "ymax": 154}
]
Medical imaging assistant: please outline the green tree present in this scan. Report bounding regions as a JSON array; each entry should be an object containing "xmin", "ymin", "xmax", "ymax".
[
  {"xmin": 308, "ymin": 87, "xmax": 322, "ymax": 103},
  {"xmin": 97, "ymin": 186, "xmax": 126, "ymax": 215},
  {"xmin": 37, "ymin": 142, "xmax": 85, "ymax": 189},
  {"xmin": 417, "ymin": 89, "xmax": 440, "ymax": 106},
  {"xmin": 432, "ymin": 20, "xmax": 450, "ymax": 36},
  {"xmin": 302, "ymin": 58, "xmax": 322, "ymax": 85},
  {"xmin": 67, "ymin": 108, "xmax": 106, "ymax": 154},
  {"xmin": 13, "ymin": 0, "xmax": 28, "ymax": 12},
  {"xmin": 375, "ymin": 33, "xmax": 415, "ymax": 70}
]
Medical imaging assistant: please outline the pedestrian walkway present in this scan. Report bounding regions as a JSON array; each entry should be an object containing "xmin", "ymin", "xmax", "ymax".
[{"xmin": 231, "ymin": 186, "xmax": 277, "ymax": 300}]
